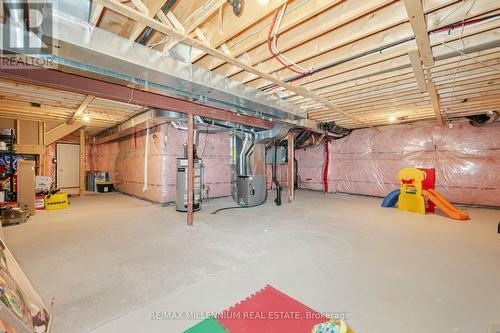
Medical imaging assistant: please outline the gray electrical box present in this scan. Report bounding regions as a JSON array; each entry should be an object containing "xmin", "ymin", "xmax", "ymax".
[
  {"xmin": 266, "ymin": 146, "xmax": 288, "ymax": 164},
  {"xmin": 176, "ymin": 158, "xmax": 203, "ymax": 212}
]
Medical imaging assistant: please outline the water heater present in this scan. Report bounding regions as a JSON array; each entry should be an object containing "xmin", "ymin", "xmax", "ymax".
[{"xmin": 176, "ymin": 158, "xmax": 203, "ymax": 212}]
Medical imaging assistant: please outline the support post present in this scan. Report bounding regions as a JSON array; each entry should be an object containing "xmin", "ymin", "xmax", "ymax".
[
  {"xmin": 79, "ymin": 128, "xmax": 86, "ymax": 196},
  {"xmin": 15, "ymin": 119, "xmax": 20, "ymax": 143},
  {"xmin": 287, "ymin": 131, "xmax": 295, "ymax": 203},
  {"xmin": 38, "ymin": 122, "xmax": 45, "ymax": 176},
  {"xmin": 187, "ymin": 114, "xmax": 194, "ymax": 226}
]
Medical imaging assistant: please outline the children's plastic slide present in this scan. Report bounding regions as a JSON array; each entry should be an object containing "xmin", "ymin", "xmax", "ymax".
[
  {"xmin": 381, "ymin": 189, "xmax": 400, "ymax": 207},
  {"xmin": 422, "ymin": 189, "xmax": 469, "ymax": 220}
]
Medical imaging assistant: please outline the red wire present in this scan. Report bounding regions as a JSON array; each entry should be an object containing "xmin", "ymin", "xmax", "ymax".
[
  {"xmin": 323, "ymin": 142, "xmax": 329, "ymax": 193},
  {"xmin": 267, "ymin": 9, "xmax": 306, "ymax": 75},
  {"xmin": 431, "ymin": 17, "xmax": 490, "ymax": 33}
]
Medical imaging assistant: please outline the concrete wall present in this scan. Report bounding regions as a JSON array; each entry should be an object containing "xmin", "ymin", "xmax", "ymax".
[{"xmin": 296, "ymin": 122, "xmax": 500, "ymax": 206}]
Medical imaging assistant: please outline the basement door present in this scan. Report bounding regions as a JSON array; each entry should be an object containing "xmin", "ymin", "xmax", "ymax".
[{"xmin": 56, "ymin": 143, "xmax": 80, "ymax": 193}]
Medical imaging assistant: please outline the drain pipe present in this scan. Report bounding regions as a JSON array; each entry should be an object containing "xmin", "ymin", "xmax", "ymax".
[{"xmin": 272, "ymin": 140, "xmax": 282, "ymax": 206}]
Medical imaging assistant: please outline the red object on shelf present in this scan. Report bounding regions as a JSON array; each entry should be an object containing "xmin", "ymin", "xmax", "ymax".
[
  {"xmin": 35, "ymin": 194, "xmax": 45, "ymax": 211},
  {"xmin": 216, "ymin": 285, "xmax": 328, "ymax": 333}
]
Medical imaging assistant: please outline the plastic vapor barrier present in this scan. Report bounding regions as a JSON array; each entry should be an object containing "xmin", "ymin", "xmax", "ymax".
[
  {"xmin": 296, "ymin": 122, "xmax": 500, "ymax": 206},
  {"xmin": 92, "ymin": 124, "xmax": 232, "ymax": 203}
]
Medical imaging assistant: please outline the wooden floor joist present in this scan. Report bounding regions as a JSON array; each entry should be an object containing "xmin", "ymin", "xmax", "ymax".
[
  {"xmin": 94, "ymin": 0, "xmax": 371, "ymax": 127},
  {"xmin": 1, "ymin": 0, "xmax": 497, "ymax": 129}
]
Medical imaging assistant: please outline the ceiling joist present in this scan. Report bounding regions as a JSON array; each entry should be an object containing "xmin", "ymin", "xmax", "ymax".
[
  {"xmin": 94, "ymin": 0, "xmax": 371, "ymax": 127},
  {"xmin": 5, "ymin": 0, "xmax": 495, "ymax": 130}
]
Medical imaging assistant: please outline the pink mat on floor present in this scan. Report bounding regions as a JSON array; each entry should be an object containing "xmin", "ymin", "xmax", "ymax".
[{"xmin": 216, "ymin": 285, "xmax": 328, "ymax": 332}]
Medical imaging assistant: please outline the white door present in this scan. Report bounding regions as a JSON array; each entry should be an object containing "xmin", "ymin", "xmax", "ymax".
[{"xmin": 57, "ymin": 144, "xmax": 80, "ymax": 190}]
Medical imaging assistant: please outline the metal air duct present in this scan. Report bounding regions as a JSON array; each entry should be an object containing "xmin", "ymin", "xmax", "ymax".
[
  {"xmin": 3, "ymin": 0, "xmax": 25, "ymax": 49},
  {"xmin": 467, "ymin": 111, "xmax": 499, "ymax": 127}
]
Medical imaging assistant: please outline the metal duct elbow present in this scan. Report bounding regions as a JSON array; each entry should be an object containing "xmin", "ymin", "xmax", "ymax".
[
  {"xmin": 255, "ymin": 124, "xmax": 290, "ymax": 144},
  {"xmin": 467, "ymin": 111, "xmax": 499, "ymax": 127}
]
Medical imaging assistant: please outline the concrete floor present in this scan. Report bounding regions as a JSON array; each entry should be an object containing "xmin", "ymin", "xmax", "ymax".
[{"xmin": 3, "ymin": 191, "xmax": 500, "ymax": 333}]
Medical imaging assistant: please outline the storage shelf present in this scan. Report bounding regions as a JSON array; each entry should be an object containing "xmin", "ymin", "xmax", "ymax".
[
  {"xmin": 0, "ymin": 134, "xmax": 15, "ymax": 142},
  {"xmin": 0, "ymin": 130, "xmax": 16, "ymax": 203}
]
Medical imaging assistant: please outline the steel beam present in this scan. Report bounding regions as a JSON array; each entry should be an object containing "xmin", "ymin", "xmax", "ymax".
[{"xmin": 0, "ymin": 65, "xmax": 274, "ymax": 130}]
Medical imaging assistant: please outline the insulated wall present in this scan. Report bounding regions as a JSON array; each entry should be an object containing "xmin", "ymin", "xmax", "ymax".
[
  {"xmin": 92, "ymin": 124, "xmax": 231, "ymax": 203},
  {"xmin": 296, "ymin": 122, "xmax": 500, "ymax": 206},
  {"xmin": 266, "ymin": 165, "xmax": 288, "ymax": 190}
]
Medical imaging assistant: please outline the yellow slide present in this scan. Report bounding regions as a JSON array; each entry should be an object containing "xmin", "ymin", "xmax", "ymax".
[{"xmin": 422, "ymin": 189, "xmax": 469, "ymax": 220}]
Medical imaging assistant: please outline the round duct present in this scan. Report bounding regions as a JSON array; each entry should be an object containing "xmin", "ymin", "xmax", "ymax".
[
  {"xmin": 466, "ymin": 110, "xmax": 499, "ymax": 127},
  {"xmin": 227, "ymin": 0, "xmax": 244, "ymax": 17}
]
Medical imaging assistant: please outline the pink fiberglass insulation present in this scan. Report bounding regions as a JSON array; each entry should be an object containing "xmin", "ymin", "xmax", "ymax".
[
  {"xmin": 266, "ymin": 164, "xmax": 288, "ymax": 190},
  {"xmin": 295, "ymin": 144, "xmax": 326, "ymax": 191},
  {"xmin": 92, "ymin": 124, "xmax": 232, "ymax": 204},
  {"xmin": 92, "ymin": 126, "xmax": 168, "ymax": 203},
  {"xmin": 198, "ymin": 138, "xmax": 232, "ymax": 197},
  {"xmin": 296, "ymin": 122, "xmax": 500, "ymax": 206},
  {"xmin": 45, "ymin": 143, "xmax": 56, "ymax": 181}
]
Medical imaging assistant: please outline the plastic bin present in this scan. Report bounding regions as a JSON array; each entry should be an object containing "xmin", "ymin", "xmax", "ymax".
[
  {"xmin": 96, "ymin": 182, "xmax": 114, "ymax": 193},
  {"xmin": 44, "ymin": 193, "xmax": 69, "ymax": 210}
]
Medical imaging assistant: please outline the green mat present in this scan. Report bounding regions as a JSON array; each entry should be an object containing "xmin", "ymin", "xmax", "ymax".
[{"xmin": 183, "ymin": 316, "xmax": 227, "ymax": 333}]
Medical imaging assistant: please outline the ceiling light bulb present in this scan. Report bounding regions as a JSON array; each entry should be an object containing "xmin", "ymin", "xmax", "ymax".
[
  {"xmin": 83, "ymin": 114, "xmax": 91, "ymax": 122},
  {"xmin": 388, "ymin": 115, "xmax": 397, "ymax": 123}
]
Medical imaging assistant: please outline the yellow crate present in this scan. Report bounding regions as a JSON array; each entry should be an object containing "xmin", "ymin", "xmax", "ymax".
[{"xmin": 44, "ymin": 193, "xmax": 69, "ymax": 210}]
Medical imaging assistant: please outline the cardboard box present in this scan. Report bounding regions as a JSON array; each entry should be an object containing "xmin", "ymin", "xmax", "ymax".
[
  {"xmin": 17, "ymin": 160, "xmax": 36, "ymax": 215},
  {"xmin": 36, "ymin": 176, "xmax": 52, "ymax": 193}
]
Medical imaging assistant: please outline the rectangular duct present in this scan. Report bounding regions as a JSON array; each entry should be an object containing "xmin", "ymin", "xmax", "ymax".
[{"xmin": 36, "ymin": 9, "xmax": 307, "ymax": 122}]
